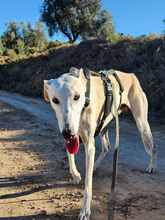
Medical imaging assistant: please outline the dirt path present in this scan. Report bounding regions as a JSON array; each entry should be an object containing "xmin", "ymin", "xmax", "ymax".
[{"xmin": 0, "ymin": 90, "xmax": 165, "ymax": 220}]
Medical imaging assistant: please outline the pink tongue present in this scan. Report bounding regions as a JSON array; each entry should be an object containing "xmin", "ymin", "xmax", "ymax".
[{"xmin": 65, "ymin": 134, "xmax": 79, "ymax": 154}]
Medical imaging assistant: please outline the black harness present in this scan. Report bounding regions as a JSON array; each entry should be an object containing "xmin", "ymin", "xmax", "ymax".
[{"xmin": 83, "ymin": 69, "xmax": 124, "ymax": 137}]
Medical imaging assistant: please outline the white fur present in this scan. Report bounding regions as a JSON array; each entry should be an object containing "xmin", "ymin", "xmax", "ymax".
[
  {"xmin": 44, "ymin": 72, "xmax": 86, "ymax": 135},
  {"xmin": 44, "ymin": 67, "xmax": 157, "ymax": 220}
]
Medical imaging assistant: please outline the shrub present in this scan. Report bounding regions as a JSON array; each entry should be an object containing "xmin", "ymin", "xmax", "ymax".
[
  {"xmin": 6, "ymin": 49, "xmax": 17, "ymax": 59},
  {"xmin": 47, "ymin": 40, "xmax": 68, "ymax": 49},
  {"xmin": 149, "ymin": 32, "xmax": 158, "ymax": 39},
  {"xmin": 0, "ymin": 41, "xmax": 5, "ymax": 56},
  {"xmin": 16, "ymin": 38, "xmax": 26, "ymax": 55},
  {"xmin": 27, "ymin": 46, "xmax": 39, "ymax": 54},
  {"xmin": 107, "ymin": 33, "xmax": 122, "ymax": 43}
]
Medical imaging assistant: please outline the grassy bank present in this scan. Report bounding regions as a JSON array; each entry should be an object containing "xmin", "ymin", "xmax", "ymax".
[{"xmin": 0, "ymin": 38, "xmax": 164, "ymax": 123}]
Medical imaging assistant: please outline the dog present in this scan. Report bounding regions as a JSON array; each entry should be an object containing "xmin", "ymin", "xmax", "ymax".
[{"xmin": 44, "ymin": 67, "xmax": 157, "ymax": 220}]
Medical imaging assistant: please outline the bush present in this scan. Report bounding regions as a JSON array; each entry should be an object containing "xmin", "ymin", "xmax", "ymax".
[
  {"xmin": 149, "ymin": 32, "xmax": 158, "ymax": 39},
  {"xmin": 107, "ymin": 33, "xmax": 122, "ymax": 43},
  {"xmin": 27, "ymin": 46, "xmax": 39, "ymax": 54},
  {"xmin": 47, "ymin": 40, "xmax": 68, "ymax": 49},
  {"xmin": 16, "ymin": 38, "xmax": 26, "ymax": 55},
  {"xmin": 0, "ymin": 41, "xmax": 5, "ymax": 56},
  {"xmin": 5, "ymin": 49, "xmax": 17, "ymax": 59}
]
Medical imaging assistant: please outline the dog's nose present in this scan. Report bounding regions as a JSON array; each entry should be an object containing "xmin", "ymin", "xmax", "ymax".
[{"xmin": 62, "ymin": 128, "xmax": 74, "ymax": 140}]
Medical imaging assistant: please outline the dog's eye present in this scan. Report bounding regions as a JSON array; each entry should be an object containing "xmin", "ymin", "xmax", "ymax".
[
  {"xmin": 74, "ymin": 94, "xmax": 80, "ymax": 101},
  {"xmin": 52, "ymin": 97, "xmax": 59, "ymax": 104}
]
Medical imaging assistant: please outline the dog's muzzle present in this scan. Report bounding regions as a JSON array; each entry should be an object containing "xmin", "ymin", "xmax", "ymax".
[
  {"xmin": 61, "ymin": 125, "xmax": 79, "ymax": 154},
  {"xmin": 62, "ymin": 127, "xmax": 75, "ymax": 140}
]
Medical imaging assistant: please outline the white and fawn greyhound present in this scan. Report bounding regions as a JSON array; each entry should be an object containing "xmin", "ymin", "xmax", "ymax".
[{"xmin": 44, "ymin": 67, "xmax": 157, "ymax": 220}]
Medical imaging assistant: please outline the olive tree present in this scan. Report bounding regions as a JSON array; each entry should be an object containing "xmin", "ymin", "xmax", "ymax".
[{"xmin": 41, "ymin": 0, "xmax": 115, "ymax": 43}]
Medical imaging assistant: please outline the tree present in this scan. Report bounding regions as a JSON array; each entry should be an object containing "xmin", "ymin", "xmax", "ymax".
[
  {"xmin": 163, "ymin": 19, "xmax": 165, "ymax": 34},
  {"xmin": 1, "ymin": 20, "xmax": 21, "ymax": 49},
  {"xmin": 163, "ymin": 19, "xmax": 165, "ymax": 43},
  {"xmin": 82, "ymin": 9, "xmax": 116, "ymax": 42},
  {"xmin": 40, "ymin": 0, "xmax": 115, "ymax": 43},
  {"xmin": 21, "ymin": 19, "xmax": 47, "ymax": 52}
]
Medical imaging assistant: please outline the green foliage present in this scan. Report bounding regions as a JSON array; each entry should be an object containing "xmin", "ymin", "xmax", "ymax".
[
  {"xmin": 26, "ymin": 46, "xmax": 39, "ymax": 54},
  {"xmin": 16, "ymin": 38, "xmax": 26, "ymax": 55},
  {"xmin": 0, "ymin": 41, "xmax": 5, "ymax": 56},
  {"xmin": 47, "ymin": 40, "xmax": 69, "ymax": 49},
  {"xmin": 41, "ymin": 0, "xmax": 115, "ymax": 43},
  {"xmin": 97, "ymin": 10, "xmax": 115, "ymax": 42},
  {"xmin": 21, "ymin": 19, "xmax": 48, "ymax": 52},
  {"xmin": 163, "ymin": 19, "xmax": 165, "ymax": 33},
  {"xmin": 0, "ymin": 19, "xmax": 48, "ymax": 56},
  {"xmin": 5, "ymin": 49, "xmax": 17, "ymax": 59},
  {"xmin": 82, "ymin": 9, "xmax": 117, "ymax": 43},
  {"xmin": 1, "ymin": 21, "xmax": 21, "ymax": 50},
  {"xmin": 141, "ymin": 34, "xmax": 147, "ymax": 38}
]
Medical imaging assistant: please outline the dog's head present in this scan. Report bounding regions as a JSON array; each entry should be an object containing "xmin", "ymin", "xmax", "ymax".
[{"xmin": 44, "ymin": 68, "xmax": 86, "ymax": 153}]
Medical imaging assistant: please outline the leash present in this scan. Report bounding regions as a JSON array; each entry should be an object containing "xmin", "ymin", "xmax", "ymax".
[{"xmin": 108, "ymin": 84, "xmax": 119, "ymax": 220}]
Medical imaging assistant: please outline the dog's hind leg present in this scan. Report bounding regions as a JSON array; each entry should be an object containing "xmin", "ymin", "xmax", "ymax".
[
  {"xmin": 67, "ymin": 151, "xmax": 81, "ymax": 184},
  {"xmin": 94, "ymin": 125, "xmax": 111, "ymax": 171},
  {"xmin": 136, "ymin": 120, "xmax": 157, "ymax": 173},
  {"xmin": 130, "ymin": 86, "xmax": 157, "ymax": 173}
]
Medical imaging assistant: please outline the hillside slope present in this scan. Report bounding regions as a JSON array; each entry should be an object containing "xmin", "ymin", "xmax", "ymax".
[{"xmin": 0, "ymin": 38, "xmax": 164, "ymax": 122}]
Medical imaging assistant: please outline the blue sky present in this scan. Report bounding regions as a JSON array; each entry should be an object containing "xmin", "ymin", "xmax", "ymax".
[{"xmin": 0, "ymin": 0, "xmax": 164, "ymax": 42}]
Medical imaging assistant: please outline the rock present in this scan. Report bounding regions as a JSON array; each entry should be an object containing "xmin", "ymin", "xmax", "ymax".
[
  {"xmin": 56, "ymin": 211, "xmax": 63, "ymax": 216},
  {"xmin": 39, "ymin": 210, "xmax": 46, "ymax": 215}
]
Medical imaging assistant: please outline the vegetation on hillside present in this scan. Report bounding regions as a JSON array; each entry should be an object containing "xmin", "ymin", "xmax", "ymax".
[
  {"xmin": 0, "ymin": 37, "xmax": 164, "ymax": 123},
  {"xmin": 0, "ymin": 19, "xmax": 69, "ymax": 59}
]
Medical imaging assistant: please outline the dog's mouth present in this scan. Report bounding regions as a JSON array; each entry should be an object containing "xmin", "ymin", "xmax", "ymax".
[{"xmin": 65, "ymin": 134, "xmax": 79, "ymax": 154}]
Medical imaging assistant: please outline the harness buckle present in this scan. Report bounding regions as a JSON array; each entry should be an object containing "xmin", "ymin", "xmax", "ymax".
[
  {"xmin": 107, "ymin": 82, "xmax": 113, "ymax": 96},
  {"xmin": 100, "ymin": 72, "xmax": 113, "ymax": 96},
  {"xmin": 84, "ymin": 97, "xmax": 90, "ymax": 107}
]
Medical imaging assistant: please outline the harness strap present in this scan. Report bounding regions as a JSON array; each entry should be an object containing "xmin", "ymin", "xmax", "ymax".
[
  {"xmin": 106, "ymin": 70, "xmax": 124, "ymax": 110},
  {"xmin": 83, "ymin": 69, "xmax": 124, "ymax": 138},
  {"xmin": 94, "ymin": 71, "xmax": 113, "ymax": 137},
  {"xmin": 84, "ymin": 68, "xmax": 91, "ymax": 108}
]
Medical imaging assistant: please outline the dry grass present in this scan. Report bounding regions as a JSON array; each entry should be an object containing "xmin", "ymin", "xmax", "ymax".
[{"xmin": 0, "ymin": 38, "xmax": 164, "ymax": 123}]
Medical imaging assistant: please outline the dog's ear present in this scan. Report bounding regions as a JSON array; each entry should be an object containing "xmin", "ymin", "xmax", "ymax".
[
  {"xmin": 70, "ymin": 67, "xmax": 86, "ymax": 89},
  {"xmin": 44, "ymin": 80, "xmax": 52, "ymax": 101},
  {"xmin": 70, "ymin": 67, "xmax": 85, "ymax": 79},
  {"xmin": 70, "ymin": 67, "xmax": 79, "ymax": 78}
]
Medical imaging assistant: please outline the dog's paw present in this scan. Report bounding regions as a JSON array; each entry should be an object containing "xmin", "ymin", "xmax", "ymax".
[
  {"xmin": 78, "ymin": 208, "xmax": 91, "ymax": 220},
  {"xmin": 146, "ymin": 166, "xmax": 155, "ymax": 174},
  {"xmin": 73, "ymin": 172, "xmax": 81, "ymax": 185}
]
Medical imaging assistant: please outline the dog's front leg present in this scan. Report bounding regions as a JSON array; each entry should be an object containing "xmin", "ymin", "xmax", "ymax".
[
  {"xmin": 79, "ymin": 138, "xmax": 95, "ymax": 220},
  {"xmin": 67, "ymin": 151, "xmax": 81, "ymax": 184}
]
